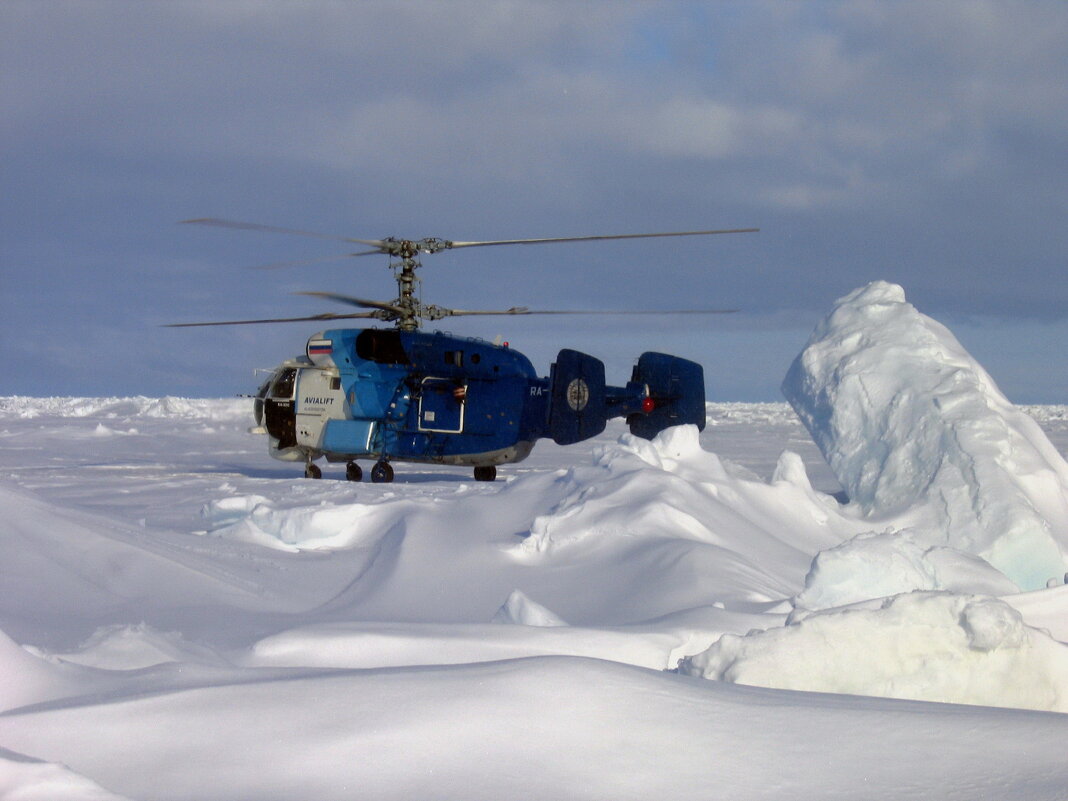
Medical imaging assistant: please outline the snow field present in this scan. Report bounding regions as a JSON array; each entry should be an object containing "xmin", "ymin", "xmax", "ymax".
[
  {"xmin": 4, "ymin": 657, "xmax": 1068, "ymax": 801},
  {"xmin": 3, "ymin": 279, "xmax": 1068, "ymax": 799}
]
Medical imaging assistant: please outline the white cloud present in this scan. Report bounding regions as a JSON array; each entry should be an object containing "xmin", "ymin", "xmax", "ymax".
[{"xmin": 4, "ymin": 0, "xmax": 1068, "ymax": 398}]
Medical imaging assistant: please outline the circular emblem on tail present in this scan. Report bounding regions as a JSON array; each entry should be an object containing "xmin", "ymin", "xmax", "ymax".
[{"xmin": 566, "ymin": 378, "xmax": 590, "ymax": 411}]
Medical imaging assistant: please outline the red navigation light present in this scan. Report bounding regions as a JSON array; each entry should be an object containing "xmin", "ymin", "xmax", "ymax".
[{"xmin": 642, "ymin": 397, "xmax": 656, "ymax": 414}]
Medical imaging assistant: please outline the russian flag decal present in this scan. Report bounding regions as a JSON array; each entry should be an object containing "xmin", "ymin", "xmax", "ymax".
[{"xmin": 308, "ymin": 339, "xmax": 333, "ymax": 355}]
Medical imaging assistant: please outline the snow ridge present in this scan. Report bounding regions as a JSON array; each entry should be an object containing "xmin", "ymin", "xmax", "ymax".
[{"xmin": 0, "ymin": 395, "xmax": 249, "ymax": 421}]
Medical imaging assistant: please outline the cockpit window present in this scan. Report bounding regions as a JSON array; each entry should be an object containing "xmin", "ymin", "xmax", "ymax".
[
  {"xmin": 356, "ymin": 330, "xmax": 409, "ymax": 365},
  {"xmin": 270, "ymin": 368, "xmax": 296, "ymax": 399}
]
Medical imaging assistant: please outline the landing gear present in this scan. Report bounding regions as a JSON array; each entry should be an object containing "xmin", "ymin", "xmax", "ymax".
[
  {"xmin": 473, "ymin": 465, "xmax": 496, "ymax": 482},
  {"xmin": 304, "ymin": 462, "xmax": 322, "ymax": 479},
  {"xmin": 346, "ymin": 461, "xmax": 363, "ymax": 482},
  {"xmin": 370, "ymin": 461, "xmax": 394, "ymax": 483}
]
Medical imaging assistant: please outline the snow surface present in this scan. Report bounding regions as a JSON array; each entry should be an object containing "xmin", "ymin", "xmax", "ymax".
[{"xmin": 3, "ymin": 291, "xmax": 1068, "ymax": 798}]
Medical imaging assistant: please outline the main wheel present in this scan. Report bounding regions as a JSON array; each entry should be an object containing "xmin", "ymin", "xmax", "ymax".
[
  {"xmin": 370, "ymin": 461, "xmax": 394, "ymax": 483},
  {"xmin": 473, "ymin": 465, "xmax": 496, "ymax": 482},
  {"xmin": 305, "ymin": 463, "xmax": 322, "ymax": 479},
  {"xmin": 346, "ymin": 461, "xmax": 363, "ymax": 482}
]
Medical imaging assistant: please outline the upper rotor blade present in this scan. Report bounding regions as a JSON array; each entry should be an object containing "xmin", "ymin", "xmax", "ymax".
[
  {"xmin": 182, "ymin": 219, "xmax": 758, "ymax": 254},
  {"xmin": 163, "ymin": 311, "xmax": 380, "ymax": 328},
  {"xmin": 296, "ymin": 291, "xmax": 404, "ymax": 315},
  {"xmin": 447, "ymin": 228, "xmax": 759, "ymax": 249},
  {"xmin": 181, "ymin": 218, "xmax": 386, "ymax": 249}
]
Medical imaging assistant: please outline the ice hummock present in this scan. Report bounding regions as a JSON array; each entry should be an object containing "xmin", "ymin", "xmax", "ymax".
[
  {"xmin": 678, "ymin": 282, "xmax": 1068, "ymax": 713},
  {"xmin": 781, "ymin": 281, "xmax": 1068, "ymax": 592}
]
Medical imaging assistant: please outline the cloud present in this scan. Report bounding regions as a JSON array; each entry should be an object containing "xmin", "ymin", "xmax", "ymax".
[{"xmin": 2, "ymin": 1, "xmax": 1067, "ymax": 398}]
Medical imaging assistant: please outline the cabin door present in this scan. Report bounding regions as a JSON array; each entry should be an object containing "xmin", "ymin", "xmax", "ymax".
[{"xmin": 418, "ymin": 377, "xmax": 465, "ymax": 433}]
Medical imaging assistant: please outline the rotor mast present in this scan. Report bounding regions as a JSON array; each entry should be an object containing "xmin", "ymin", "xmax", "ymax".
[{"xmin": 380, "ymin": 238, "xmax": 454, "ymax": 331}]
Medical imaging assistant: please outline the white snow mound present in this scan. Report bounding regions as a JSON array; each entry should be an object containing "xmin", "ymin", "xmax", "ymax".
[
  {"xmin": 492, "ymin": 590, "xmax": 569, "ymax": 626},
  {"xmin": 782, "ymin": 280, "xmax": 1068, "ymax": 591},
  {"xmin": 511, "ymin": 425, "xmax": 856, "ymax": 611},
  {"xmin": 0, "ymin": 628, "xmax": 86, "ymax": 713},
  {"xmin": 518, "ymin": 425, "xmax": 847, "ymax": 560},
  {"xmin": 202, "ymin": 495, "xmax": 407, "ymax": 552},
  {"xmin": 680, "ymin": 591, "xmax": 1068, "ymax": 712},
  {"xmin": 0, "ymin": 748, "xmax": 135, "ymax": 801}
]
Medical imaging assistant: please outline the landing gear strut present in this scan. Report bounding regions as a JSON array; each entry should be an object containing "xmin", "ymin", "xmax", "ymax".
[{"xmin": 370, "ymin": 461, "xmax": 394, "ymax": 483}]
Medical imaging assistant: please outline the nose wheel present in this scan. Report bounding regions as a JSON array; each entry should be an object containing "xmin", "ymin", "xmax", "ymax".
[
  {"xmin": 346, "ymin": 461, "xmax": 363, "ymax": 482},
  {"xmin": 473, "ymin": 465, "xmax": 496, "ymax": 482},
  {"xmin": 304, "ymin": 462, "xmax": 322, "ymax": 479},
  {"xmin": 370, "ymin": 461, "xmax": 394, "ymax": 483}
]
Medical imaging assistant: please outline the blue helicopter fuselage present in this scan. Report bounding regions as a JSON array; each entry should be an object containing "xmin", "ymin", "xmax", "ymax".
[
  {"xmin": 257, "ymin": 328, "xmax": 551, "ymax": 468},
  {"xmin": 254, "ymin": 327, "xmax": 704, "ymax": 479}
]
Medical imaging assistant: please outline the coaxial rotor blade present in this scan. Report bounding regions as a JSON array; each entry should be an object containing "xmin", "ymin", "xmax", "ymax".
[
  {"xmin": 181, "ymin": 219, "xmax": 757, "ymax": 254},
  {"xmin": 428, "ymin": 307, "xmax": 738, "ymax": 318},
  {"xmin": 296, "ymin": 291, "xmax": 405, "ymax": 315},
  {"xmin": 446, "ymin": 228, "xmax": 759, "ymax": 249},
  {"xmin": 180, "ymin": 218, "xmax": 387, "ymax": 249},
  {"xmin": 163, "ymin": 311, "xmax": 381, "ymax": 328},
  {"xmin": 517, "ymin": 308, "xmax": 740, "ymax": 315},
  {"xmin": 423, "ymin": 306, "xmax": 531, "ymax": 318}
]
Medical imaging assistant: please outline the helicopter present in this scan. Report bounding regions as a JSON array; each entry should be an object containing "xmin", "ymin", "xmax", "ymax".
[{"xmin": 170, "ymin": 219, "xmax": 757, "ymax": 482}]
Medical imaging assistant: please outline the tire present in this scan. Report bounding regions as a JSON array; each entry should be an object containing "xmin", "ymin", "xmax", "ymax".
[
  {"xmin": 305, "ymin": 463, "xmax": 322, "ymax": 479},
  {"xmin": 346, "ymin": 461, "xmax": 363, "ymax": 482},
  {"xmin": 370, "ymin": 461, "xmax": 394, "ymax": 483},
  {"xmin": 473, "ymin": 465, "xmax": 496, "ymax": 482}
]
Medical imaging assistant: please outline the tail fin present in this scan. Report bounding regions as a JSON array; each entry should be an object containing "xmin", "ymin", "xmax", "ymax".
[
  {"xmin": 628, "ymin": 352, "xmax": 705, "ymax": 439},
  {"xmin": 548, "ymin": 349, "xmax": 607, "ymax": 445}
]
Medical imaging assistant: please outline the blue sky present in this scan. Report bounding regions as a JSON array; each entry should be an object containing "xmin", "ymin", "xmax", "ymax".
[{"xmin": 3, "ymin": 1, "xmax": 1066, "ymax": 402}]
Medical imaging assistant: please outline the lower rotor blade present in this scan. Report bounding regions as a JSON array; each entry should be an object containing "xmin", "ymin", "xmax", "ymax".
[
  {"xmin": 521, "ymin": 308, "xmax": 740, "ymax": 315},
  {"xmin": 434, "ymin": 307, "xmax": 530, "ymax": 316},
  {"xmin": 164, "ymin": 311, "xmax": 380, "ymax": 327},
  {"xmin": 296, "ymin": 291, "xmax": 405, "ymax": 315}
]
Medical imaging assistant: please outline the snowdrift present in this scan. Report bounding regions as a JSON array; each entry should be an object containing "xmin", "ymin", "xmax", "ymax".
[
  {"xmin": 0, "ymin": 748, "xmax": 135, "ymax": 801},
  {"xmin": 681, "ymin": 591, "xmax": 1068, "ymax": 711}
]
